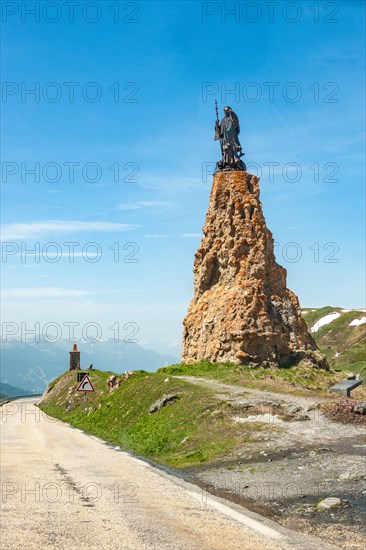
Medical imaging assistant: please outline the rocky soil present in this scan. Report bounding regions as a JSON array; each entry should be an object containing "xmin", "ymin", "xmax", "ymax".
[{"xmin": 177, "ymin": 376, "xmax": 366, "ymax": 550}]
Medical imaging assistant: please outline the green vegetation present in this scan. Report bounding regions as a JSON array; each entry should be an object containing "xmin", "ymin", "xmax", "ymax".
[
  {"xmin": 302, "ymin": 308, "xmax": 366, "ymax": 379},
  {"xmin": 302, "ymin": 306, "xmax": 339, "ymax": 328},
  {"xmin": 39, "ymin": 369, "xmax": 262, "ymax": 468},
  {"xmin": 158, "ymin": 360, "xmax": 343, "ymax": 394}
]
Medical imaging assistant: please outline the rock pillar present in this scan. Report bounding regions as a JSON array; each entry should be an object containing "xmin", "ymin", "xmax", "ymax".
[{"xmin": 181, "ymin": 171, "xmax": 327, "ymax": 369}]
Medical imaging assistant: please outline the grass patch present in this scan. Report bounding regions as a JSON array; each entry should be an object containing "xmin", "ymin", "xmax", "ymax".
[
  {"xmin": 39, "ymin": 369, "xmax": 255, "ymax": 469},
  {"xmin": 158, "ymin": 360, "xmax": 343, "ymax": 395},
  {"xmin": 307, "ymin": 309, "xmax": 366, "ymax": 379}
]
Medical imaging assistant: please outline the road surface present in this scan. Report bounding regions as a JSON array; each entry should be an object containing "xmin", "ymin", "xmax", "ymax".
[{"xmin": 0, "ymin": 399, "xmax": 340, "ymax": 550}]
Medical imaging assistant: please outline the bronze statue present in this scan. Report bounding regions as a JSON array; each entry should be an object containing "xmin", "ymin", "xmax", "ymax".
[{"xmin": 214, "ymin": 102, "xmax": 246, "ymax": 171}]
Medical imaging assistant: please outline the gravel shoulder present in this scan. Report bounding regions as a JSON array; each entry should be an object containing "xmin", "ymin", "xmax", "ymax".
[{"xmin": 174, "ymin": 376, "xmax": 366, "ymax": 550}]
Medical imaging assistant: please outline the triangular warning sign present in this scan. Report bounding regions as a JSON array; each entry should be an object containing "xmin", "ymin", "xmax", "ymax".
[{"xmin": 76, "ymin": 374, "xmax": 95, "ymax": 392}]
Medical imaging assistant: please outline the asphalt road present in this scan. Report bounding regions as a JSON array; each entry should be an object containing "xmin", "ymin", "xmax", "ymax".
[{"xmin": 0, "ymin": 399, "xmax": 341, "ymax": 550}]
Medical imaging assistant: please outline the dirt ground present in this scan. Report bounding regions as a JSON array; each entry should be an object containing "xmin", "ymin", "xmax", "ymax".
[{"xmin": 174, "ymin": 377, "xmax": 366, "ymax": 550}]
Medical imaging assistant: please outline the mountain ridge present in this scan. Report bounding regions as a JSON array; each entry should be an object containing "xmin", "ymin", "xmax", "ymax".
[{"xmin": 0, "ymin": 338, "xmax": 179, "ymax": 393}]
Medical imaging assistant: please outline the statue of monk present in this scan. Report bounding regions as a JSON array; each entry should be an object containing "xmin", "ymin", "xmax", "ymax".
[{"xmin": 215, "ymin": 106, "xmax": 246, "ymax": 171}]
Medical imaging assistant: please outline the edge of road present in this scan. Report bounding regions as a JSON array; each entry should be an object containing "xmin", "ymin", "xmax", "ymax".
[{"xmin": 13, "ymin": 398, "xmax": 341, "ymax": 550}]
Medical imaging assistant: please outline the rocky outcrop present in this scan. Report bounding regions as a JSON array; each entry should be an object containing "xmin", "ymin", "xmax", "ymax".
[
  {"xmin": 181, "ymin": 171, "xmax": 327, "ymax": 369},
  {"xmin": 107, "ymin": 371, "xmax": 135, "ymax": 393},
  {"xmin": 107, "ymin": 375, "xmax": 123, "ymax": 392},
  {"xmin": 148, "ymin": 394, "xmax": 179, "ymax": 414}
]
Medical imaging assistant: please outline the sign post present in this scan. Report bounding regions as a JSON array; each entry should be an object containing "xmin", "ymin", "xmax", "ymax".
[
  {"xmin": 76, "ymin": 374, "xmax": 95, "ymax": 393},
  {"xmin": 76, "ymin": 374, "xmax": 95, "ymax": 410}
]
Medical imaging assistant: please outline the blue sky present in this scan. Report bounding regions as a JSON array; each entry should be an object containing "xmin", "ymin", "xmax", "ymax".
[{"xmin": 1, "ymin": 1, "xmax": 365, "ymax": 354}]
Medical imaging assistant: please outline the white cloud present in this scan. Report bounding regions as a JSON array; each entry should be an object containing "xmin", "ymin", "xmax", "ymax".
[
  {"xmin": 117, "ymin": 201, "xmax": 173, "ymax": 210},
  {"xmin": 1, "ymin": 287, "xmax": 90, "ymax": 299},
  {"xmin": 179, "ymin": 233, "xmax": 202, "ymax": 238},
  {"xmin": 0, "ymin": 221, "xmax": 138, "ymax": 241}
]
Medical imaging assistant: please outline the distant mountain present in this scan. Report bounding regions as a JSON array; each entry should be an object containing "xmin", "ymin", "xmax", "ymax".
[
  {"xmin": 0, "ymin": 382, "xmax": 30, "ymax": 398},
  {"xmin": 302, "ymin": 307, "xmax": 366, "ymax": 377},
  {"xmin": 0, "ymin": 339, "xmax": 179, "ymax": 394}
]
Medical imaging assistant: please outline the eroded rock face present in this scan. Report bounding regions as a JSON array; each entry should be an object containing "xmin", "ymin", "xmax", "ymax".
[{"xmin": 181, "ymin": 171, "xmax": 326, "ymax": 368}]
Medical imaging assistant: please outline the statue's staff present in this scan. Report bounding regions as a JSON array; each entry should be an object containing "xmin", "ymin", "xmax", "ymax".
[{"xmin": 214, "ymin": 100, "xmax": 221, "ymax": 141}]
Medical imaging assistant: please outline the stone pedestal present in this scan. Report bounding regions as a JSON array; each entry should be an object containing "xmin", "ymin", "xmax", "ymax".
[
  {"xmin": 69, "ymin": 344, "xmax": 81, "ymax": 370},
  {"xmin": 181, "ymin": 171, "xmax": 327, "ymax": 369}
]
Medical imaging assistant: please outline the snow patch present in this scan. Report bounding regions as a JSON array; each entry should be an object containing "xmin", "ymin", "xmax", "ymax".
[
  {"xmin": 310, "ymin": 312, "xmax": 341, "ymax": 333},
  {"xmin": 349, "ymin": 317, "xmax": 366, "ymax": 327}
]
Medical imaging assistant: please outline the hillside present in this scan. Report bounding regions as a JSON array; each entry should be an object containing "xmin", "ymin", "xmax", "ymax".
[
  {"xmin": 0, "ymin": 339, "xmax": 178, "ymax": 394},
  {"xmin": 40, "ymin": 367, "xmax": 240, "ymax": 468},
  {"xmin": 302, "ymin": 307, "xmax": 366, "ymax": 377},
  {"xmin": 39, "ymin": 361, "xmax": 365, "ymax": 469}
]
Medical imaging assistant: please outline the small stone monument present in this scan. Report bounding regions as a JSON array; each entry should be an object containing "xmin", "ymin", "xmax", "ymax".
[{"xmin": 69, "ymin": 343, "xmax": 81, "ymax": 371}]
